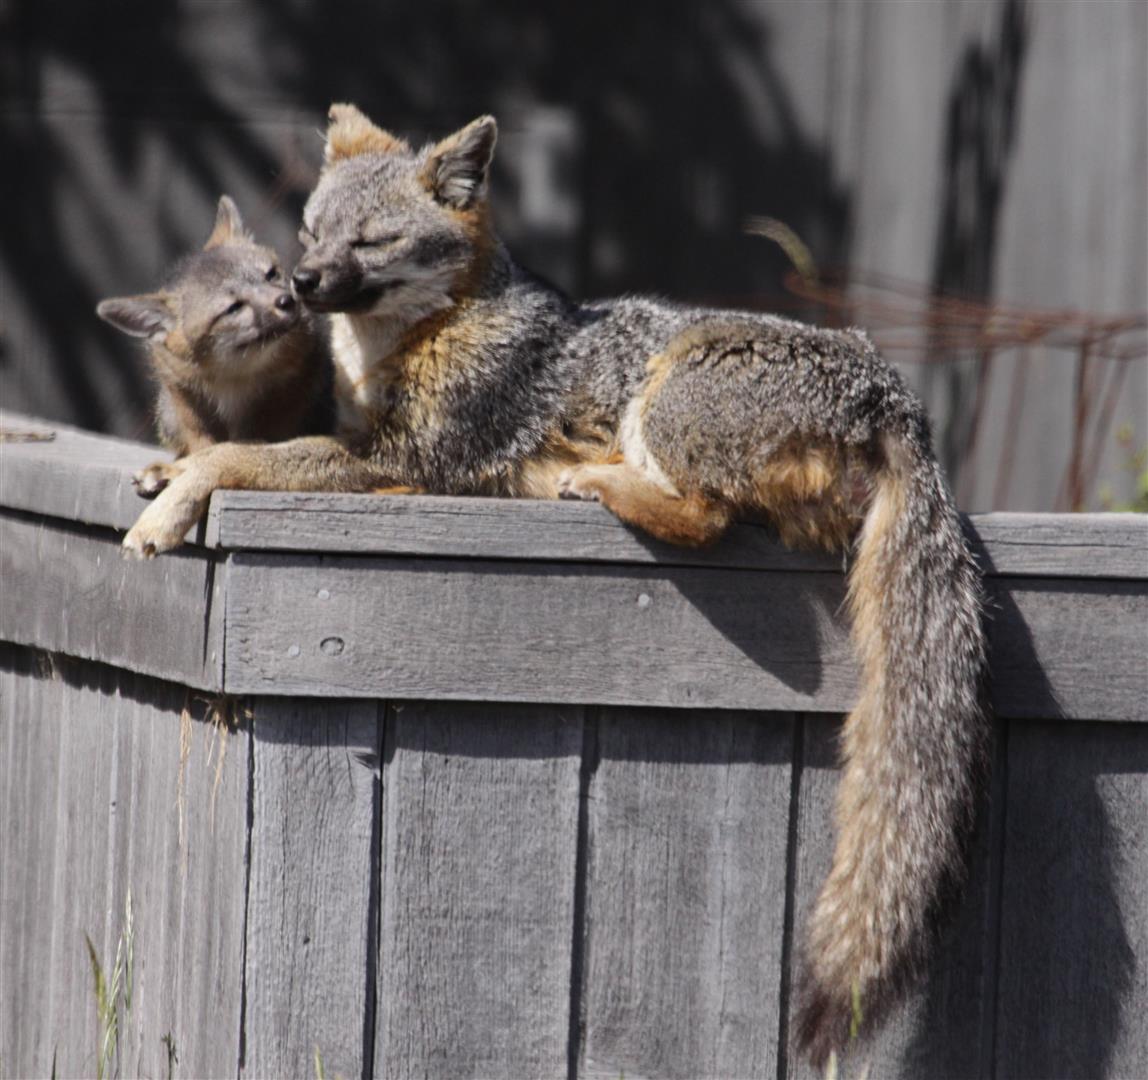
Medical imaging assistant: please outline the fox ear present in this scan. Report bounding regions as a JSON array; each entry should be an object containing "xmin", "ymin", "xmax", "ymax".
[
  {"xmin": 325, "ymin": 103, "xmax": 410, "ymax": 164},
  {"xmin": 96, "ymin": 294, "xmax": 176, "ymax": 340},
  {"xmin": 205, "ymin": 195, "xmax": 250, "ymax": 249},
  {"xmin": 422, "ymin": 115, "xmax": 498, "ymax": 209}
]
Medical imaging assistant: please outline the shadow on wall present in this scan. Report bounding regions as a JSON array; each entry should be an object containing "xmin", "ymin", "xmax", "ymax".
[
  {"xmin": 0, "ymin": 0, "xmax": 849, "ymax": 439},
  {"xmin": 926, "ymin": 0, "xmax": 1030, "ymax": 488}
]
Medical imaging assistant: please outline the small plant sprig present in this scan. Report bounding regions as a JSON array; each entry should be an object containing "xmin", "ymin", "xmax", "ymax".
[{"xmin": 84, "ymin": 891, "xmax": 135, "ymax": 1080}]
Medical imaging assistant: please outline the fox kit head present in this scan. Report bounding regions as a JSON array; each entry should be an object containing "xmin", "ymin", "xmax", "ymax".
[
  {"xmin": 292, "ymin": 104, "xmax": 498, "ymax": 318},
  {"xmin": 97, "ymin": 195, "xmax": 305, "ymax": 383}
]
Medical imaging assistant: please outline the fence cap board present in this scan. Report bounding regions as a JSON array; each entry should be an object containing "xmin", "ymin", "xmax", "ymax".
[
  {"xmin": 1, "ymin": 411, "xmax": 163, "ymax": 533},
  {"xmin": 2, "ymin": 416, "xmax": 1145, "ymax": 718},
  {"xmin": 3, "ymin": 413, "xmax": 1146, "ymax": 579}
]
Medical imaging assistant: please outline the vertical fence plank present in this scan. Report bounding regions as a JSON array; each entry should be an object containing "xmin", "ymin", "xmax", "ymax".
[
  {"xmin": 45, "ymin": 658, "xmax": 120, "ymax": 1078},
  {"xmin": 0, "ymin": 647, "xmax": 69, "ymax": 1078},
  {"xmin": 241, "ymin": 698, "xmax": 381, "ymax": 1080},
  {"xmin": 579, "ymin": 708, "xmax": 794, "ymax": 1080},
  {"xmin": 995, "ymin": 720, "xmax": 1148, "ymax": 1078},
  {"xmin": 375, "ymin": 701, "xmax": 583, "ymax": 1079},
  {"xmin": 787, "ymin": 715, "xmax": 998, "ymax": 1080},
  {"xmin": 0, "ymin": 647, "xmax": 248, "ymax": 1079},
  {"xmin": 119, "ymin": 669, "xmax": 248, "ymax": 1080}
]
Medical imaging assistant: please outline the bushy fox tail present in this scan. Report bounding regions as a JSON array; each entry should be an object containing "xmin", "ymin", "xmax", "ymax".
[{"xmin": 794, "ymin": 430, "xmax": 988, "ymax": 1066}]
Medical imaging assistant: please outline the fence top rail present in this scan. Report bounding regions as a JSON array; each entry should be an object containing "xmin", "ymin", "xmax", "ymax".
[
  {"xmin": 2, "ymin": 412, "xmax": 1145, "ymax": 579},
  {"xmin": 3, "ymin": 413, "xmax": 1145, "ymax": 717}
]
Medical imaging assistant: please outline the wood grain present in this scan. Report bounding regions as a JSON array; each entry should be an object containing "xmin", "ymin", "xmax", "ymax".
[
  {"xmin": 207, "ymin": 490, "xmax": 841, "ymax": 573},
  {"xmin": 0, "ymin": 411, "xmax": 171, "ymax": 535},
  {"xmin": 0, "ymin": 646, "xmax": 248, "ymax": 1079},
  {"xmin": 224, "ymin": 552, "xmax": 1147, "ymax": 721},
  {"xmin": 0, "ymin": 646, "xmax": 72, "ymax": 1078},
  {"xmin": 995, "ymin": 720, "xmax": 1148, "ymax": 1078},
  {"xmin": 986, "ymin": 577, "xmax": 1148, "ymax": 722},
  {"xmin": 242, "ymin": 699, "xmax": 380, "ymax": 1080},
  {"xmin": 375, "ymin": 701, "xmax": 582, "ymax": 1079},
  {"xmin": 579, "ymin": 708, "xmax": 794, "ymax": 1080},
  {"xmin": 0, "ymin": 511, "xmax": 224, "ymax": 691},
  {"xmin": 3, "ymin": 414, "xmax": 1145, "ymax": 579},
  {"xmin": 966, "ymin": 513, "xmax": 1148, "ymax": 580},
  {"xmin": 224, "ymin": 552, "xmax": 858, "ymax": 710},
  {"xmin": 209, "ymin": 493, "xmax": 1147, "ymax": 579}
]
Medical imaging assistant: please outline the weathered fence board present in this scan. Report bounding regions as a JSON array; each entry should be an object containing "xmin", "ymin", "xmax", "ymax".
[
  {"xmin": 375, "ymin": 701, "xmax": 583, "ymax": 1079},
  {"xmin": 224, "ymin": 552, "xmax": 858, "ymax": 709},
  {"xmin": 995, "ymin": 720, "xmax": 1148, "ymax": 1079},
  {"xmin": 222, "ymin": 550, "xmax": 1147, "ymax": 720},
  {"xmin": 242, "ymin": 699, "xmax": 380, "ymax": 1080},
  {"xmin": 579, "ymin": 708, "xmax": 794, "ymax": 1080},
  {"xmin": 6, "ymin": 413, "xmax": 1147, "ymax": 579},
  {"xmin": 210, "ymin": 494, "xmax": 1148, "ymax": 578},
  {"xmin": 0, "ymin": 512, "xmax": 224, "ymax": 692},
  {"xmin": 985, "ymin": 578, "xmax": 1147, "ymax": 722},
  {"xmin": 965, "ymin": 513, "xmax": 1148, "ymax": 579},
  {"xmin": 0, "ymin": 413, "xmax": 164, "ymax": 535},
  {"xmin": 0, "ymin": 647, "xmax": 248, "ymax": 1079},
  {"xmin": 208, "ymin": 490, "xmax": 840, "ymax": 573},
  {"xmin": 0, "ymin": 647, "xmax": 70, "ymax": 1079}
]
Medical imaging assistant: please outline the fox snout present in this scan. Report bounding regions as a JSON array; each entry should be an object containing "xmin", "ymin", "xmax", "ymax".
[
  {"xmin": 290, "ymin": 250, "xmax": 374, "ymax": 313},
  {"xmin": 291, "ymin": 268, "xmax": 321, "ymax": 296}
]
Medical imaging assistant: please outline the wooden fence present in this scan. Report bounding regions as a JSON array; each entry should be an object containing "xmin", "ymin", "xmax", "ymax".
[{"xmin": 1, "ymin": 415, "xmax": 1146, "ymax": 1079}]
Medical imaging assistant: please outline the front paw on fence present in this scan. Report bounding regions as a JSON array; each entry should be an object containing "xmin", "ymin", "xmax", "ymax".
[{"xmin": 122, "ymin": 492, "xmax": 201, "ymax": 559}]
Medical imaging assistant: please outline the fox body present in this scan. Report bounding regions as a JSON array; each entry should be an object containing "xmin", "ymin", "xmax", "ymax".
[
  {"xmin": 125, "ymin": 106, "xmax": 988, "ymax": 1065},
  {"xmin": 98, "ymin": 195, "xmax": 332, "ymax": 458}
]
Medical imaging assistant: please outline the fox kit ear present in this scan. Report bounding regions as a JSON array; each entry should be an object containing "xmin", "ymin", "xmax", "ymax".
[
  {"xmin": 422, "ymin": 115, "xmax": 498, "ymax": 209},
  {"xmin": 96, "ymin": 294, "xmax": 176, "ymax": 340},
  {"xmin": 204, "ymin": 195, "xmax": 250, "ymax": 249},
  {"xmin": 324, "ymin": 103, "xmax": 410, "ymax": 165}
]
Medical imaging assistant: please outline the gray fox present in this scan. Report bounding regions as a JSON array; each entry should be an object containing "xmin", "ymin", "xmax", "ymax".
[
  {"xmin": 123, "ymin": 105, "xmax": 988, "ymax": 1066},
  {"xmin": 97, "ymin": 195, "xmax": 332, "ymax": 472}
]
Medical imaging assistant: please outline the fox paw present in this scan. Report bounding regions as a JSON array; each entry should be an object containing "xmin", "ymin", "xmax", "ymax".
[
  {"xmin": 133, "ymin": 459, "xmax": 185, "ymax": 499},
  {"xmin": 556, "ymin": 465, "xmax": 612, "ymax": 502},
  {"xmin": 122, "ymin": 488, "xmax": 203, "ymax": 559}
]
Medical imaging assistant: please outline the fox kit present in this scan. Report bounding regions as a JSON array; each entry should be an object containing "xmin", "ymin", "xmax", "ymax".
[
  {"xmin": 98, "ymin": 195, "xmax": 332, "ymax": 467},
  {"xmin": 125, "ymin": 106, "xmax": 987, "ymax": 1065}
]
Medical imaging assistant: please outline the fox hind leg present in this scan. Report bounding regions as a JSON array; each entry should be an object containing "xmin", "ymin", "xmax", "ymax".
[{"xmin": 557, "ymin": 463, "xmax": 731, "ymax": 547}]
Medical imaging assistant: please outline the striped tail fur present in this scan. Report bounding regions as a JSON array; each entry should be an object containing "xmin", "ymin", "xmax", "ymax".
[{"xmin": 794, "ymin": 431, "xmax": 989, "ymax": 1066}]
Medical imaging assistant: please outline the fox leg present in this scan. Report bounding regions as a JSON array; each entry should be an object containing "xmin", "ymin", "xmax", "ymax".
[
  {"xmin": 123, "ymin": 436, "xmax": 405, "ymax": 558},
  {"xmin": 556, "ymin": 463, "xmax": 731, "ymax": 547}
]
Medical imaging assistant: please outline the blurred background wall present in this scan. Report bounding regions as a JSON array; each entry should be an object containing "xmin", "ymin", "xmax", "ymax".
[{"xmin": 1, "ymin": 0, "xmax": 1144, "ymax": 510}]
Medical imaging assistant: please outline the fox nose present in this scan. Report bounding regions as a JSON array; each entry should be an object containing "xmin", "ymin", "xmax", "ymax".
[
  {"xmin": 275, "ymin": 292, "xmax": 296, "ymax": 312},
  {"xmin": 292, "ymin": 268, "xmax": 321, "ymax": 295}
]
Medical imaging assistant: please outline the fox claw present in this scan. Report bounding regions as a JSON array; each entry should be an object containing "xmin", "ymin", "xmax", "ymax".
[
  {"xmin": 556, "ymin": 466, "xmax": 605, "ymax": 502},
  {"xmin": 121, "ymin": 535, "xmax": 157, "ymax": 560},
  {"xmin": 122, "ymin": 484, "xmax": 205, "ymax": 558},
  {"xmin": 133, "ymin": 460, "xmax": 184, "ymax": 499}
]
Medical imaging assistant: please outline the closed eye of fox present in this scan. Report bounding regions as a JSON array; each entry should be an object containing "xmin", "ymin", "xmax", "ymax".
[{"xmin": 121, "ymin": 104, "xmax": 988, "ymax": 1067}]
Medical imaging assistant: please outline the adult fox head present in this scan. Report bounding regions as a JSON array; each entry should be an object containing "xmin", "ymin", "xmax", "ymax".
[
  {"xmin": 292, "ymin": 104, "xmax": 498, "ymax": 317},
  {"xmin": 97, "ymin": 195, "xmax": 304, "ymax": 377}
]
